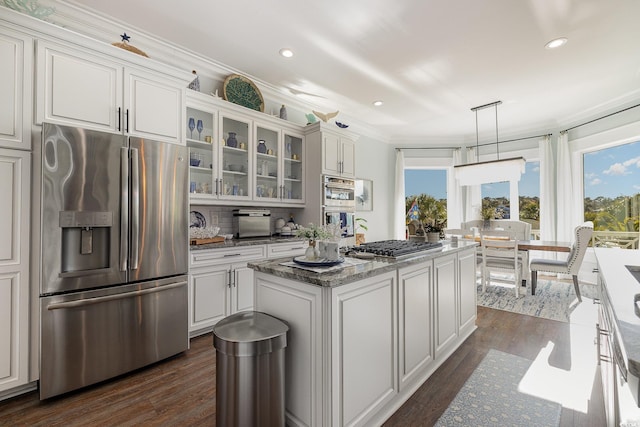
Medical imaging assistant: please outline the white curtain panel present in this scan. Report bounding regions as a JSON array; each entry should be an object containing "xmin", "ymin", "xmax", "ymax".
[
  {"xmin": 539, "ymin": 135, "xmax": 556, "ymax": 241},
  {"xmin": 556, "ymin": 132, "xmax": 575, "ymax": 242},
  {"xmin": 464, "ymin": 147, "xmax": 481, "ymax": 222},
  {"xmin": 394, "ymin": 149, "xmax": 406, "ymax": 239},
  {"xmin": 447, "ymin": 148, "xmax": 463, "ymax": 228}
]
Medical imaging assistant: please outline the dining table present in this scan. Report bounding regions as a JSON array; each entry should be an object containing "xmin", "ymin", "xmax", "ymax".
[{"xmin": 462, "ymin": 236, "xmax": 572, "ymax": 294}]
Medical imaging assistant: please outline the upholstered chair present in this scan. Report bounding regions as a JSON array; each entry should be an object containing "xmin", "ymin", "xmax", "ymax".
[{"xmin": 529, "ymin": 222, "xmax": 594, "ymax": 301}]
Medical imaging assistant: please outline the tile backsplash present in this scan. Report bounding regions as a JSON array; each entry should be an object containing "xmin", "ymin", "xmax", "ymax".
[{"xmin": 190, "ymin": 205, "xmax": 304, "ymax": 236}]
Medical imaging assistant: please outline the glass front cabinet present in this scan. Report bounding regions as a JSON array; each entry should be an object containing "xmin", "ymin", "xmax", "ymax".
[{"xmin": 186, "ymin": 92, "xmax": 304, "ymax": 205}]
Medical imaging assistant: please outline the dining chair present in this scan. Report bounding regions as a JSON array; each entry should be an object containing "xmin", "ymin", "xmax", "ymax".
[
  {"xmin": 480, "ymin": 230, "xmax": 522, "ymax": 297},
  {"xmin": 529, "ymin": 221, "xmax": 594, "ymax": 301}
]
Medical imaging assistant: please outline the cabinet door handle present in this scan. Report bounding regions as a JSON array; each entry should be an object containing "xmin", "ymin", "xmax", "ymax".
[
  {"xmin": 228, "ymin": 270, "xmax": 232, "ymax": 288},
  {"xmin": 117, "ymin": 107, "xmax": 121, "ymax": 131},
  {"xmin": 125, "ymin": 109, "xmax": 129, "ymax": 133}
]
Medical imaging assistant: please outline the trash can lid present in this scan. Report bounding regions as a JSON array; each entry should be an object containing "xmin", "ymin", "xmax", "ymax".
[{"xmin": 213, "ymin": 311, "xmax": 289, "ymax": 344}]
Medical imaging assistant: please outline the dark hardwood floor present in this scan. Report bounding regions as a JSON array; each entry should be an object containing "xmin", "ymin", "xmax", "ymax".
[{"xmin": 0, "ymin": 306, "xmax": 604, "ymax": 426}]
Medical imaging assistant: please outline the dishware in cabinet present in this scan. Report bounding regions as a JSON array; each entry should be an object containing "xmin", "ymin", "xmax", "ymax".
[
  {"xmin": 219, "ymin": 112, "xmax": 252, "ymax": 200},
  {"xmin": 186, "ymin": 99, "xmax": 216, "ymax": 198},
  {"xmin": 282, "ymin": 130, "xmax": 305, "ymax": 203},
  {"xmin": 253, "ymin": 121, "xmax": 305, "ymax": 204},
  {"xmin": 254, "ymin": 123, "xmax": 280, "ymax": 200}
]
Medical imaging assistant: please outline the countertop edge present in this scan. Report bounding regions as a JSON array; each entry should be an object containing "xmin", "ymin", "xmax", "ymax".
[{"xmin": 248, "ymin": 241, "xmax": 478, "ymax": 287}]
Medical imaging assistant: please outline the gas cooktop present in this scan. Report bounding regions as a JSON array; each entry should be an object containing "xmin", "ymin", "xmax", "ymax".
[{"xmin": 350, "ymin": 240, "xmax": 443, "ymax": 259}]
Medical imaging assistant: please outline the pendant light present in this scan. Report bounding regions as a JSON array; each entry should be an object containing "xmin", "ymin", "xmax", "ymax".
[{"xmin": 454, "ymin": 101, "xmax": 525, "ymax": 186}]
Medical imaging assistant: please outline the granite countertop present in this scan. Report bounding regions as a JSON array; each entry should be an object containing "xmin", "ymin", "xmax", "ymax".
[
  {"xmin": 248, "ymin": 241, "xmax": 478, "ymax": 288},
  {"xmin": 595, "ymin": 248, "xmax": 640, "ymax": 376},
  {"xmin": 190, "ymin": 236, "xmax": 306, "ymax": 251}
]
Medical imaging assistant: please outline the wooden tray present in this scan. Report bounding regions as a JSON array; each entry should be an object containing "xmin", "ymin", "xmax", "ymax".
[{"xmin": 190, "ymin": 236, "xmax": 225, "ymax": 245}]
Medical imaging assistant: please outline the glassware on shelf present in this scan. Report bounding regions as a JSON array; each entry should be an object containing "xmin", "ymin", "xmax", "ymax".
[
  {"xmin": 188, "ymin": 118, "xmax": 196, "ymax": 139},
  {"xmin": 196, "ymin": 120, "xmax": 203, "ymax": 140}
]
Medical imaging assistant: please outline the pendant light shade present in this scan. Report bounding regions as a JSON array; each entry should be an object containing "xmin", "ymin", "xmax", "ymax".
[
  {"xmin": 454, "ymin": 156, "xmax": 526, "ymax": 185},
  {"xmin": 454, "ymin": 101, "xmax": 525, "ymax": 185}
]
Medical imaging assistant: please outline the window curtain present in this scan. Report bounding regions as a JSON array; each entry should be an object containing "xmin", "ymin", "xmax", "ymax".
[
  {"xmin": 394, "ymin": 149, "xmax": 406, "ymax": 239},
  {"xmin": 539, "ymin": 135, "xmax": 555, "ymax": 241},
  {"xmin": 463, "ymin": 147, "xmax": 481, "ymax": 223},
  {"xmin": 447, "ymin": 148, "xmax": 463, "ymax": 228},
  {"xmin": 556, "ymin": 131, "xmax": 576, "ymax": 242}
]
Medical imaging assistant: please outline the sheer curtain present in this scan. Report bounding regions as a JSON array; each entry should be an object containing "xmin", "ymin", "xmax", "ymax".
[
  {"xmin": 539, "ymin": 135, "xmax": 555, "ymax": 240},
  {"xmin": 394, "ymin": 149, "xmax": 406, "ymax": 239},
  {"xmin": 464, "ymin": 147, "xmax": 481, "ymax": 223},
  {"xmin": 556, "ymin": 131, "xmax": 575, "ymax": 242},
  {"xmin": 447, "ymin": 148, "xmax": 463, "ymax": 228}
]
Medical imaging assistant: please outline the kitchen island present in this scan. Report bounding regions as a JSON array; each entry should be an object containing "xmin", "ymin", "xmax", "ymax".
[
  {"xmin": 595, "ymin": 248, "xmax": 640, "ymax": 426},
  {"xmin": 249, "ymin": 241, "xmax": 478, "ymax": 427}
]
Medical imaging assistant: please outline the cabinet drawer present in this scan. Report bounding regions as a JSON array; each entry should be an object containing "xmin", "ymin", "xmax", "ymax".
[
  {"xmin": 267, "ymin": 241, "xmax": 308, "ymax": 258},
  {"xmin": 190, "ymin": 245, "xmax": 266, "ymax": 268}
]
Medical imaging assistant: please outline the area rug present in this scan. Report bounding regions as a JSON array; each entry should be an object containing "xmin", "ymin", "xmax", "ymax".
[
  {"xmin": 435, "ymin": 349, "xmax": 561, "ymax": 427},
  {"xmin": 476, "ymin": 277, "xmax": 599, "ymax": 323}
]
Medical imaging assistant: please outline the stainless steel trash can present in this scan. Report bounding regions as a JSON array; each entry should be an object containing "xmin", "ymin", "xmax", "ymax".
[{"xmin": 213, "ymin": 311, "xmax": 289, "ymax": 427}]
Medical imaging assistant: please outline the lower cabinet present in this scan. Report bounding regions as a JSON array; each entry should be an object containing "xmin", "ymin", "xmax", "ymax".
[
  {"xmin": 434, "ymin": 253, "xmax": 458, "ymax": 359},
  {"xmin": 0, "ymin": 149, "xmax": 30, "ymax": 395},
  {"xmin": 188, "ymin": 245, "xmax": 266, "ymax": 336},
  {"xmin": 398, "ymin": 262, "xmax": 434, "ymax": 389}
]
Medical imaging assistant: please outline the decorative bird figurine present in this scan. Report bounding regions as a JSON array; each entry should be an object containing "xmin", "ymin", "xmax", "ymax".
[
  {"xmin": 335, "ymin": 121, "xmax": 349, "ymax": 129},
  {"xmin": 305, "ymin": 113, "xmax": 318, "ymax": 124},
  {"xmin": 313, "ymin": 110, "xmax": 339, "ymax": 122}
]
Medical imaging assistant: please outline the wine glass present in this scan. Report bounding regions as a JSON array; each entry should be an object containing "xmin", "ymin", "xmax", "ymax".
[
  {"xmin": 196, "ymin": 119, "xmax": 203, "ymax": 140},
  {"xmin": 188, "ymin": 118, "xmax": 195, "ymax": 139}
]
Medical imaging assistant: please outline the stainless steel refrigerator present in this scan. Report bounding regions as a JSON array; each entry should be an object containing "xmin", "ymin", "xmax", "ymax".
[{"xmin": 38, "ymin": 123, "xmax": 189, "ymax": 399}]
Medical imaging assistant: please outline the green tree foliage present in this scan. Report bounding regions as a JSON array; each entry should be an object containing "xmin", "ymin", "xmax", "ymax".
[
  {"xmin": 405, "ymin": 194, "xmax": 447, "ymax": 230},
  {"xmin": 584, "ymin": 193, "xmax": 639, "ymax": 232}
]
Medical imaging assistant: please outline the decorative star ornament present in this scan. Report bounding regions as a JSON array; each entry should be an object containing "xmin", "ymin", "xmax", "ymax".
[{"xmin": 120, "ymin": 33, "xmax": 131, "ymax": 42}]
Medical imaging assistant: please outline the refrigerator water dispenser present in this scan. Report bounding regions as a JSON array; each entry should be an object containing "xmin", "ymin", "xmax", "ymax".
[{"xmin": 59, "ymin": 211, "xmax": 112, "ymax": 274}]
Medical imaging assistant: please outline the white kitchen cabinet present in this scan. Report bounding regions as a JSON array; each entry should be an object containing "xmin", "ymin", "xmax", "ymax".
[
  {"xmin": 458, "ymin": 247, "xmax": 477, "ymax": 335},
  {"xmin": 0, "ymin": 149, "xmax": 30, "ymax": 394},
  {"xmin": 0, "ymin": 27, "xmax": 32, "ymax": 150},
  {"xmin": 185, "ymin": 91, "xmax": 306, "ymax": 206},
  {"xmin": 398, "ymin": 262, "xmax": 434, "ymax": 390},
  {"xmin": 188, "ymin": 245, "xmax": 266, "ymax": 336},
  {"xmin": 434, "ymin": 252, "xmax": 458, "ymax": 359},
  {"xmin": 266, "ymin": 240, "xmax": 308, "ymax": 258},
  {"xmin": 36, "ymin": 40, "xmax": 189, "ymax": 144},
  {"xmin": 254, "ymin": 121, "xmax": 305, "ymax": 204},
  {"xmin": 322, "ymin": 132, "xmax": 355, "ymax": 178},
  {"xmin": 331, "ymin": 271, "xmax": 398, "ymax": 427}
]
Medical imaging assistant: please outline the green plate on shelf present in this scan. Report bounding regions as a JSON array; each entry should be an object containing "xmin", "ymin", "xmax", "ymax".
[{"xmin": 223, "ymin": 74, "xmax": 264, "ymax": 112}]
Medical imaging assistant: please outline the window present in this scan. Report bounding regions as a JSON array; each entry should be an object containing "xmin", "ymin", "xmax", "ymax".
[
  {"xmin": 583, "ymin": 141, "xmax": 640, "ymax": 249},
  {"xmin": 519, "ymin": 161, "xmax": 540, "ymax": 237},
  {"xmin": 481, "ymin": 181, "xmax": 510, "ymax": 219},
  {"xmin": 405, "ymin": 169, "xmax": 447, "ymax": 234}
]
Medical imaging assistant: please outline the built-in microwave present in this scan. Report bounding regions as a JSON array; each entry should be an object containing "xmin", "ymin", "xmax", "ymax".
[{"xmin": 323, "ymin": 175, "xmax": 355, "ymax": 208}]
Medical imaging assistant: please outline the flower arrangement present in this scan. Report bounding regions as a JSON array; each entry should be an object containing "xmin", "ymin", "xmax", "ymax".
[{"xmin": 295, "ymin": 223, "xmax": 332, "ymax": 241}]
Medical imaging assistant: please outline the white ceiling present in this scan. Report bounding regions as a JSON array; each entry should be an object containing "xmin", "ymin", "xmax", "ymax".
[{"xmin": 66, "ymin": 0, "xmax": 640, "ymax": 145}]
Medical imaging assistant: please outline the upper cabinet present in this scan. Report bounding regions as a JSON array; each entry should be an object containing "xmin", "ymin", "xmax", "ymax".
[
  {"xmin": 35, "ymin": 40, "xmax": 189, "ymax": 144},
  {"xmin": 185, "ymin": 91, "xmax": 305, "ymax": 206},
  {"xmin": 0, "ymin": 27, "xmax": 32, "ymax": 150},
  {"xmin": 304, "ymin": 122, "xmax": 357, "ymax": 179}
]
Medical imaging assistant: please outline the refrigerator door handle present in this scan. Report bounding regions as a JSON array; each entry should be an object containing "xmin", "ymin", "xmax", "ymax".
[
  {"xmin": 120, "ymin": 147, "xmax": 129, "ymax": 271},
  {"xmin": 131, "ymin": 147, "xmax": 140, "ymax": 270},
  {"xmin": 46, "ymin": 282, "xmax": 186, "ymax": 310}
]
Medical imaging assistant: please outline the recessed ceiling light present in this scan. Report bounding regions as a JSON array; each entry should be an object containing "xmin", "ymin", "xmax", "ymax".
[
  {"xmin": 279, "ymin": 48, "xmax": 294, "ymax": 58},
  {"xmin": 545, "ymin": 37, "xmax": 568, "ymax": 49},
  {"xmin": 373, "ymin": 100, "xmax": 383, "ymax": 106}
]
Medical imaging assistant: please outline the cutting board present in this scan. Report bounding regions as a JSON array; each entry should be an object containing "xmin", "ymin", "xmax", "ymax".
[{"xmin": 190, "ymin": 236, "xmax": 225, "ymax": 245}]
